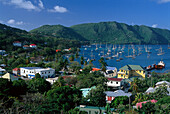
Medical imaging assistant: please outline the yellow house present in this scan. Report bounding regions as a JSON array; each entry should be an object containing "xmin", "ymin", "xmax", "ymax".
[
  {"xmin": 117, "ymin": 65, "xmax": 146, "ymax": 79},
  {"xmin": 1, "ymin": 73, "xmax": 19, "ymax": 81}
]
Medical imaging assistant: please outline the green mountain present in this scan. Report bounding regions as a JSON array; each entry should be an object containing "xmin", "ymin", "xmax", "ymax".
[
  {"xmin": 71, "ymin": 21, "xmax": 170, "ymax": 44},
  {"xmin": 30, "ymin": 25, "xmax": 87, "ymax": 41},
  {"xmin": 0, "ymin": 23, "xmax": 81, "ymax": 51}
]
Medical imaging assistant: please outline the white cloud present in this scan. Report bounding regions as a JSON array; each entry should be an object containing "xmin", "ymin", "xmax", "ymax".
[
  {"xmin": 157, "ymin": 0, "xmax": 170, "ymax": 3},
  {"xmin": 48, "ymin": 5, "xmax": 68, "ymax": 13},
  {"xmin": 0, "ymin": 0, "xmax": 44, "ymax": 11},
  {"xmin": 16, "ymin": 21, "xmax": 24, "ymax": 25},
  {"xmin": 152, "ymin": 24, "xmax": 158, "ymax": 28},
  {"xmin": 7, "ymin": 19, "xmax": 24, "ymax": 25},
  {"xmin": 10, "ymin": 0, "xmax": 37, "ymax": 10},
  {"xmin": 38, "ymin": 0, "xmax": 44, "ymax": 9},
  {"xmin": 7, "ymin": 19, "xmax": 15, "ymax": 24}
]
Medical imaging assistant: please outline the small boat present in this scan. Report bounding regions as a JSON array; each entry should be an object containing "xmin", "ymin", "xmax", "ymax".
[
  {"xmin": 157, "ymin": 46, "xmax": 165, "ymax": 55},
  {"xmin": 116, "ymin": 58, "xmax": 120, "ymax": 62},
  {"xmin": 155, "ymin": 61, "xmax": 165, "ymax": 69}
]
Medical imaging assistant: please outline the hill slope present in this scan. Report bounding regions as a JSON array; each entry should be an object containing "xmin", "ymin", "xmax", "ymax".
[
  {"xmin": 71, "ymin": 21, "xmax": 170, "ymax": 44},
  {"xmin": 30, "ymin": 25, "xmax": 87, "ymax": 41}
]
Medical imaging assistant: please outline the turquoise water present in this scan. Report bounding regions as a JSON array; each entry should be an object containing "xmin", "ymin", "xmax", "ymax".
[{"xmin": 78, "ymin": 44, "xmax": 170, "ymax": 73}]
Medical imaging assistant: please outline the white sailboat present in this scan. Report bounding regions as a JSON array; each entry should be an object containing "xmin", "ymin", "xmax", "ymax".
[{"xmin": 157, "ymin": 46, "xmax": 165, "ymax": 55}]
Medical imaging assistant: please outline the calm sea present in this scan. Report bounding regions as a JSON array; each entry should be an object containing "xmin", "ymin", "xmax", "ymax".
[{"xmin": 78, "ymin": 44, "xmax": 170, "ymax": 73}]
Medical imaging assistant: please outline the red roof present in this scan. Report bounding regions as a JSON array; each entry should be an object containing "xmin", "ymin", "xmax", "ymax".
[
  {"xmin": 62, "ymin": 76, "xmax": 72, "ymax": 79},
  {"xmin": 23, "ymin": 45, "xmax": 29, "ymax": 47},
  {"xmin": 13, "ymin": 41, "xmax": 21, "ymax": 43},
  {"xmin": 92, "ymin": 68, "xmax": 101, "ymax": 71},
  {"xmin": 13, "ymin": 68, "xmax": 20, "ymax": 71},
  {"xmin": 56, "ymin": 49, "xmax": 61, "ymax": 52},
  {"xmin": 30, "ymin": 44, "xmax": 36, "ymax": 46},
  {"xmin": 136, "ymin": 99, "xmax": 157, "ymax": 109},
  {"xmin": 107, "ymin": 78, "xmax": 123, "ymax": 81}
]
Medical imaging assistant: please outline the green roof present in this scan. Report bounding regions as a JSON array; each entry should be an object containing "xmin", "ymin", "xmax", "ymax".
[{"xmin": 120, "ymin": 65, "xmax": 145, "ymax": 71}]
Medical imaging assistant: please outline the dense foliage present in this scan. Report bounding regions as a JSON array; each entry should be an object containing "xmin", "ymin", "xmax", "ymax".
[{"xmin": 71, "ymin": 21, "xmax": 170, "ymax": 44}]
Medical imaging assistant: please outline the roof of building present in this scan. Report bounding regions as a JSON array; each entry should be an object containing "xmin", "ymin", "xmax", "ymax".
[
  {"xmin": 107, "ymin": 78, "xmax": 123, "ymax": 81},
  {"xmin": 106, "ymin": 66, "xmax": 116, "ymax": 70},
  {"xmin": 80, "ymin": 86, "xmax": 96, "ymax": 97},
  {"xmin": 1, "ymin": 73, "xmax": 19, "ymax": 81},
  {"xmin": 13, "ymin": 41, "xmax": 21, "ymax": 43},
  {"xmin": 92, "ymin": 68, "xmax": 101, "ymax": 71},
  {"xmin": 136, "ymin": 99, "xmax": 157, "ymax": 108},
  {"xmin": 106, "ymin": 70, "xmax": 114, "ymax": 74},
  {"xmin": 23, "ymin": 45, "xmax": 30, "ymax": 47},
  {"xmin": 0, "ymin": 68, "xmax": 6, "ymax": 72},
  {"xmin": 119, "ymin": 65, "xmax": 145, "ymax": 71},
  {"xmin": 105, "ymin": 90, "xmax": 132, "ymax": 97},
  {"xmin": 30, "ymin": 44, "xmax": 36, "ymax": 46},
  {"xmin": 145, "ymin": 87, "xmax": 156, "ymax": 93},
  {"xmin": 156, "ymin": 81, "xmax": 170, "ymax": 86},
  {"xmin": 13, "ymin": 68, "xmax": 20, "ymax": 71}
]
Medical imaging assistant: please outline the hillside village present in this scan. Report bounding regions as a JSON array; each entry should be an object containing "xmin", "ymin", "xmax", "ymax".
[{"xmin": 0, "ymin": 41, "xmax": 169, "ymax": 113}]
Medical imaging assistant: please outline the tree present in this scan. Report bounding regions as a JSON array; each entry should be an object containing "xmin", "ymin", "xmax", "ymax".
[
  {"xmin": 12, "ymin": 79, "xmax": 28, "ymax": 97},
  {"xmin": 69, "ymin": 61, "xmax": 81, "ymax": 74},
  {"xmin": 0, "ymin": 78, "xmax": 13, "ymax": 99},
  {"xmin": 99, "ymin": 57, "xmax": 107, "ymax": 72},
  {"xmin": 27, "ymin": 78, "xmax": 51, "ymax": 93},
  {"xmin": 86, "ymin": 86, "xmax": 106, "ymax": 107},
  {"xmin": 111, "ymin": 96, "xmax": 129, "ymax": 108},
  {"xmin": 35, "ymin": 73, "xmax": 41, "ymax": 79},
  {"xmin": 80, "ymin": 56, "xmax": 84, "ymax": 65},
  {"xmin": 47, "ymin": 86, "xmax": 82, "ymax": 113},
  {"xmin": 52, "ymin": 76, "xmax": 66, "ymax": 89},
  {"xmin": 69, "ymin": 55, "xmax": 75, "ymax": 62},
  {"xmin": 135, "ymin": 101, "xmax": 156, "ymax": 114}
]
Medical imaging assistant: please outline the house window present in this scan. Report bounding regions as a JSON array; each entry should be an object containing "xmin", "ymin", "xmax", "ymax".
[
  {"xmin": 49, "ymin": 72, "xmax": 50, "ymax": 73},
  {"xmin": 45, "ymin": 72, "xmax": 46, "ymax": 74},
  {"xmin": 111, "ymin": 81, "xmax": 113, "ymax": 84},
  {"xmin": 89, "ymin": 111, "xmax": 91, "ymax": 114},
  {"xmin": 42, "ymin": 72, "xmax": 44, "ymax": 74},
  {"xmin": 116, "ymin": 82, "xmax": 118, "ymax": 84}
]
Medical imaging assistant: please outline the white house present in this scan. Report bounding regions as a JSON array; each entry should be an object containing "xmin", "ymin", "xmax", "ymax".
[
  {"xmin": 106, "ymin": 78, "xmax": 123, "ymax": 89},
  {"xmin": 20, "ymin": 67, "xmax": 55, "ymax": 79},
  {"xmin": 104, "ymin": 66, "xmax": 117, "ymax": 77},
  {"xmin": 0, "ymin": 68, "xmax": 6, "ymax": 76},
  {"xmin": 30, "ymin": 44, "xmax": 37, "ymax": 48},
  {"xmin": 105, "ymin": 90, "xmax": 132, "ymax": 103},
  {"xmin": 155, "ymin": 81, "xmax": 170, "ymax": 88},
  {"xmin": 0, "ymin": 50, "xmax": 6, "ymax": 55},
  {"xmin": 46, "ymin": 77, "xmax": 58, "ymax": 85},
  {"xmin": 13, "ymin": 41, "xmax": 22, "ymax": 47}
]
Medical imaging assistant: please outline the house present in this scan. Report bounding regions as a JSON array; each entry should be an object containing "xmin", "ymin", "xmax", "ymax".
[
  {"xmin": 145, "ymin": 82, "xmax": 170, "ymax": 96},
  {"xmin": 20, "ymin": 67, "xmax": 55, "ymax": 79},
  {"xmin": 23, "ymin": 45, "xmax": 30, "ymax": 49},
  {"xmin": 106, "ymin": 78, "xmax": 123, "ymax": 89},
  {"xmin": 155, "ymin": 81, "xmax": 170, "ymax": 88},
  {"xmin": 80, "ymin": 86, "xmax": 96, "ymax": 97},
  {"xmin": 46, "ymin": 77, "xmax": 58, "ymax": 84},
  {"xmin": 105, "ymin": 66, "xmax": 117, "ymax": 77},
  {"xmin": 117, "ymin": 65, "xmax": 146, "ymax": 79},
  {"xmin": 12, "ymin": 68, "xmax": 20, "ymax": 76},
  {"xmin": 136, "ymin": 99, "xmax": 157, "ymax": 109},
  {"xmin": 13, "ymin": 41, "xmax": 22, "ymax": 47},
  {"xmin": 1, "ymin": 73, "xmax": 19, "ymax": 81},
  {"xmin": 76, "ymin": 105, "xmax": 114, "ymax": 114},
  {"xmin": 0, "ymin": 68, "xmax": 6, "ymax": 76},
  {"xmin": 0, "ymin": 50, "xmax": 6, "ymax": 55},
  {"xmin": 30, "ymin": 44, "xmax": 37, "ymax": 48},
  {"xmin": 105, "ymin": 90, "xmax": 132, "ymax": 103}
]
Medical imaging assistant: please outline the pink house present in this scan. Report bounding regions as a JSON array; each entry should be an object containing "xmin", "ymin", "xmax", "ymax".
[{"xmin": 136, "ymin": 99, "xmax": 157, "ymax": 109}]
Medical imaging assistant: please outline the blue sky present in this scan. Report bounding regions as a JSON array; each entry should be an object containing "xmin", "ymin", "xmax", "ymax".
[{"xmin": 0, "ymin": 0, "xmax": 170, "ymax": 31}]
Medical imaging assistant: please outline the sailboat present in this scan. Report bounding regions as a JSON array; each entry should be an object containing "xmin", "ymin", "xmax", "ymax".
[
  {"xmin": 125, "ymin": 45, "xmax": 133, "ymax": 58},
  {"xmin": 168, "ymin": 44, "xmax": 170, "ymax": 49},
  {"xmin": 99, "ymin": 43, "xmax": 102, "ymax": 48},
  {"xmin": 157, "ymin": 46, "xmax": 165, "ymax": 55},
  {"xmin": 95, "ymin": 43, "xmax": 98, "ymax": 51}
]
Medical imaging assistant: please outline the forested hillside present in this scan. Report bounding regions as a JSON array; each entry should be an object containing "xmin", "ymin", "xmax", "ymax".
[{"xmin": 71, "ymin": 22, "xmax": 170, "ymax": 44}]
